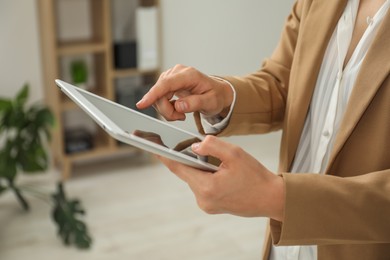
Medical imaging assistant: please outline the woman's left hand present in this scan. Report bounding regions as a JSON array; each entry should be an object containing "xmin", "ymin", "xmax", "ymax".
[{"xmin": 156, "ymin": 135, "xmax": 285, "ymax": 221}]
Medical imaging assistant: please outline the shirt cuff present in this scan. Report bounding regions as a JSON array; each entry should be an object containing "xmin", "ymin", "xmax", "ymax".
[{"xmin": 200, "ymin": 76, "xmax": 237, "ymax": 134}]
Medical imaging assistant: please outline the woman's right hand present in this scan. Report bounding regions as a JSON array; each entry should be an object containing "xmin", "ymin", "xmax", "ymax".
[{"xmin": 136, "ymin": 64, "xmax": 234, "ymax": 121}]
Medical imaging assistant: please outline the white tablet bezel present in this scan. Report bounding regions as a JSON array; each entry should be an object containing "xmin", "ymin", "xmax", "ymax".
[{"xmin": 55, "ymin": 79, "xmax": 219, "ymax": 172}]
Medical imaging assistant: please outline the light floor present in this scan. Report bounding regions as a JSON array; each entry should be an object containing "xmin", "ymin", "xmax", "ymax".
[{"xmin": 0, "ymin": 134, "xmax": 281, "ymax": 260}]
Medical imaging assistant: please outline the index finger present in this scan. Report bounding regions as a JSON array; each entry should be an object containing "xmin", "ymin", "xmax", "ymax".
[{"xmin": 136, "ymin": 71, "xmax": 194, "ymax": 110}]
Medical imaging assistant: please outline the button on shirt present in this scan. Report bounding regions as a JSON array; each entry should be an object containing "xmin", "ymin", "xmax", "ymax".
[{"xmin": 201, "ymin": 0, "xmax": 390, "ymax": 259}]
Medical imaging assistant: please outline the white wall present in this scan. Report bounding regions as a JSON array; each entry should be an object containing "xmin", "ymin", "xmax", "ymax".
[
  {"xmin": 161, "ymin": 0, "xmax": 292, "ymax": 75},
  {"xmin": 0, "ymin": 0, "xmax": 293, "ymax": 170},
  {"xmin": 0, "ymin": 0, "xmax": 43, "ymax": 102}
]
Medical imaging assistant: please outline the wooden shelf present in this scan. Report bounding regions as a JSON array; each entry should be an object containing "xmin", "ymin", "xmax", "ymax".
[
  {"xmin": 68, "ymin": 144, "xmax": 141, "ymax": 162},
  {"xmin": 57, "ymin": 40, "xmax": 106, "ymax": 56},
  {"xmin": 61, "ymin": 96, "xmax": 77, "ymax": 111},
  {"xmin": 38, "ymin": 0, "xmax": 161, "ymax": 179}
]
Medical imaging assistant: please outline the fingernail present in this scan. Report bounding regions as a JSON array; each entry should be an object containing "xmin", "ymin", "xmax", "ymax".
[
  {"xmin": 192, "ymin": 142, "xmax": 200, "ymax": 150},
  {"xmin": 177, "ymin": 101, "xmax": 188, "ymax": 112},
  {"xmin": 136, "ymin": 97, "xmax": 146, "ymax": 106}
]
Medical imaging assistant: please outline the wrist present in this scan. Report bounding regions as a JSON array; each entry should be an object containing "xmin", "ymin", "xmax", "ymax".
[
  {"xmin": 210, "ymin": 77, "xmax": 234, "ymax": 119},
  {"xmin": 269, "ymin": 175, "xmax": 285, "ymax": 222},
  {"xmin": 221, "ymin": 81, "xmax": 234, "ymax": 118}
]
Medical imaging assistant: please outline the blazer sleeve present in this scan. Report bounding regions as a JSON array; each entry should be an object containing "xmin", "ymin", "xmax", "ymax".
[
  {"xmin": 270, "ymin": 169, "xmax": 390, "ymax": 245},
  {"xmin": 194, "ymin": 0, "xmax": 306, "ymax": 136}
]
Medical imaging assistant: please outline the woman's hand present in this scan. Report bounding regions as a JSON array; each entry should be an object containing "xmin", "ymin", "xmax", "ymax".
[
  {"xmin": 136, "ymin": 64, "xmax": 234, "ymax": 121},
  {"xmin": 157, "ymin": 135, "xmax": 285, "ymax": 221}
]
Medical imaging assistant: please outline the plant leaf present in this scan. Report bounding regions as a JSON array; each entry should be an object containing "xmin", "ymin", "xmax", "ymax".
[
  {"xmin": 18, "ymin": 142, "xmax": 48, "ymax": 173},
  {"xmin": 0, "ymin": 98, "xmax": 12, "ymax": 113},
  {"xmin": 51, "ymin": 183, "xmax": 92, "ymax": 249},
  {"xmin": 4, "ymin": 105, "xmax": 25, "ymax": 129},
  {"xmin": 15, "ymin": 84, "xmax": 29, "ymax": 107},
  {"xmin": 37, "ymin": 107, "xmax": 55, "ymax": 127},
  {"xmin": 0, "ymin": 143, "xmax": 17, "ymax": 181}
]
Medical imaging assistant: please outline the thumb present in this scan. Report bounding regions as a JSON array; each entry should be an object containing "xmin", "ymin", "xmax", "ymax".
[
  {"xmin": 175, "ymin": 92, "xmax": 220, "ymax": 115},
  {"xmin": 192, "ymin": 135, "xmax": 238, "ymax": 163},
  {"xmin": 174, "ymin": 94, "xmax": 203, "ymax": 113}
]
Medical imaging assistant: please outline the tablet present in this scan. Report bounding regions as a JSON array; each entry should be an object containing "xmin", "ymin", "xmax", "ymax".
[{"xmin": 55, "ymin": 80, "xmax": 219, "ymax": 172}]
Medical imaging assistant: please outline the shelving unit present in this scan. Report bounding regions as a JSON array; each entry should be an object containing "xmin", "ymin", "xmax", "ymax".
[{"xmin": 38, "ymin": 0, "xmax": 161, "ymax": 179}]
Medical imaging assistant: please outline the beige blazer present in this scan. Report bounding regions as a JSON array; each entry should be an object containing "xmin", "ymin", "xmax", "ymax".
[{"xmin": 194, "ymin": 0, "xmax": 390, "ymax": 259}]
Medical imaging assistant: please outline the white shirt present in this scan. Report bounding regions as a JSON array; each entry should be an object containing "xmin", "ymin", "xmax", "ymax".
[{"xmin": 201, "ymin": 0, "xmax": 390, "ymax": 259}]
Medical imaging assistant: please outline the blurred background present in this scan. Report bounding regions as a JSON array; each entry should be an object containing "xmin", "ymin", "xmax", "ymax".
[{"xmin": 0, "ymin": 0, "xmax": 292, "ymax": 259}]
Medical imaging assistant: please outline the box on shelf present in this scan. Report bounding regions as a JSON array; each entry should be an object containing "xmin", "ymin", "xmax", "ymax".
[
  {"xmin": 64, "ymin": 128, "xmax": 94, "ymax": 154},
  {"xmin": 113, "ymin": 41, "xmax": 137, "ymax": 69},
  {"xmin": 136, "ymin": 6, "xmax": 159, "ymax": 70}
]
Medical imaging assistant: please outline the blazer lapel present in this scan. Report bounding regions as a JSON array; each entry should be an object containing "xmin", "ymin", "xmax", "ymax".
[
  {"xmin": 326, "ymin": 11, "xmax": 390, "ymax": 173},
  {"xmin": 283, "ymin": 0, "xmax": 348, "ymax": 171}
]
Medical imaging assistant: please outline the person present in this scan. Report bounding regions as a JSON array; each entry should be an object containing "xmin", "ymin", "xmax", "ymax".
[{"xmin": 136, "ymin": 0, "xmax": 390, "ymax": 259}]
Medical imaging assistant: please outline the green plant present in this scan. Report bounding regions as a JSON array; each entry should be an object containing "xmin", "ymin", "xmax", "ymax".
[
  {"xmin": 0, "ymin": 84, "xmax": 92, "ymax": 249},
  {"xmin": 70, "ymin": 59, "xmax": 88, "ymax": 85}
]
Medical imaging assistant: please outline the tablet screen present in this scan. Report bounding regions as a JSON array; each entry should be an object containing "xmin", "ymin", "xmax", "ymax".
[{"xmin": 76, "ymin": 88, "xmax": 202, "ymax": 158}]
